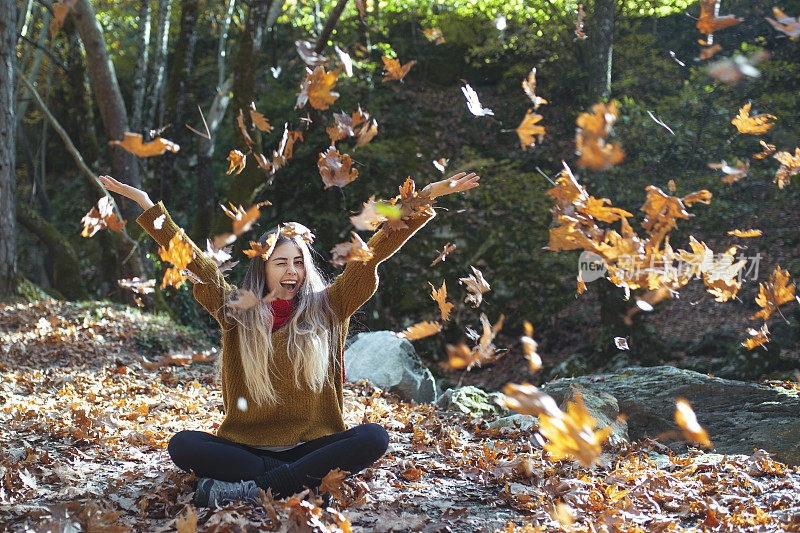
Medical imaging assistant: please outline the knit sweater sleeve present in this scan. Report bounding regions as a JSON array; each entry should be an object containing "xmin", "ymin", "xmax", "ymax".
[
  {"xmin": 327, "ymin": 208, "xmax": 436, "ymax": 321},
  {"xmin": 136, "ymin": 202, "xmax": 234, "ymax": 327}
]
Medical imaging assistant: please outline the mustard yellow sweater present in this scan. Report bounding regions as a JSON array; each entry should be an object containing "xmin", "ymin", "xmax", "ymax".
[{"xmin": 137, "ymin": 202, "xmax": 434, "ymax": 446}]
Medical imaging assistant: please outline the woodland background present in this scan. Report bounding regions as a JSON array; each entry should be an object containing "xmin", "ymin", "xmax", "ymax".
[{"xmin": 2, "ymin": 0, "xmax": 800, "ymax": 389}]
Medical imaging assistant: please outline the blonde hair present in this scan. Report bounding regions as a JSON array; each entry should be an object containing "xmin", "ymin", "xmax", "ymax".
[{"xmin": 221, "ymin": 226, "xmax": 341, "ymax": 408}]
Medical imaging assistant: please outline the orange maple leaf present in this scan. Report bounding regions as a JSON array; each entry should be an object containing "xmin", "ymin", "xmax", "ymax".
[
  {"xmin": 516, "ymin": 110, "xmax": 546, "ymax": 150},
  {"xmin": 773, "ymin": 148, "xmax": 800, "ymax": 189},
  {"xmin": 381, "ymin": 56, "xmax": 416, "ymax": 82},
  {"xmin": 249, "ymin": 103, "xmax": 272, "ymax": 133},
  {"xmin": 675, "ymin": 398, "xmax": 712, "ymax": 448},
  {"xmin": 330, "ymin": 232, "xmax": 373, "ymax": 267},
  {"xmin": 318, "ymin": 147, "xmax": 359, "ymax": 189},
  {"xmin": 731, "ymin": 103, "xmax": 776, "ymax": 135},
  {"xmin": 226, "ymin": 150, "xmax": 246, "ymax": 175},
  {"xmin": 296, "ymin": 67, "xmax": 341, "ymax": 110},
  {"xmin": 395, "ymin": 321, "xmax": 442, "ymax": 341},
  {"xmin": 429, "ymin": 281, "xmax": 454, "ymax": 321},
  {"xmin": 752, "ymin": 266, "xmax": 795, "ymax": 321},
  {"xmin": 459, "ymin": 266, "xmax": 491, "ymax": 307},
  {"xmin": 696, "ymin": 0, "xmax": 743, "ymax": 35},
  {"xmin": 108, "ymin": 133, "xmax": 180, "ymax": 157}
]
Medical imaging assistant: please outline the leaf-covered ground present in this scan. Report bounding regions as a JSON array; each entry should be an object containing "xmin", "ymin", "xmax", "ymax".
[{"xmin": 2, "ymin": 300, "xmax": 800, "ymax": 532}]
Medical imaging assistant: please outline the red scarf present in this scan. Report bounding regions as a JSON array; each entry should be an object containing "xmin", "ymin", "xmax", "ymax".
[{"xmin": 270, "ymin": 298, "xmax": 297, "ymax": 331}]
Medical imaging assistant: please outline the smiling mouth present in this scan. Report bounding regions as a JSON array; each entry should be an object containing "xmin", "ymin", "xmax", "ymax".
[{"xmin": 281, "ymin": 281, "xmax": 298, "ymax": 291}]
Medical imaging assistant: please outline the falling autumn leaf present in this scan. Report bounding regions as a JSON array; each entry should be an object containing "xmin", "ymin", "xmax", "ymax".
[
  {"xmin": 430, "ymin": 242, "xmax": 456, "ymax": 266},
  {"xmin": 395, "ymin": 321, "xmax": 442, "ymax": 341},
  {"xmin": 751, "ymin": 266, "xmax": 795, "ymax": 321},
  {"xmin": 516, "ymin": 110, "xmax": 545, "ymax": 150},
  {"xmin": 220, "ymin": 201, "xmax": 271, "ymax": 237},
  {"xmin": 674, "ymin": 398, "xmax": 712, "ymax": 448},
  {"xmin": 696, "ymin": 0, "xmax": 743, "ymax": 35},
  {"xmin": 243, "ymin": 234, "xmax": 279, "ymax": 260},
  {"xmin": 575, "ymin": 101, "xmax": 625, "ymax": 170},
  {"xmin": 539, "ymin": 390, "xmax": 613, "ymax": 467},
  {"xmin": 296, "ymin": 66, "xmax": 341, "ymax": 110},
  {"xmin": 459, "ymin": 266, "xmax": 491, "ymax": 307},
  {"xmin": 277, "ymin": 222, "xmax": 314, "ymax": 244},
  {"xmin": 81, "ymin": 196, "xmax": 126, "ymax": 237},
  {"xmin": 159, "ymin": 230, "xmax": 195, "ymax": 271},
  {"xmin": 356, "ymin": 120, "xmax": 378, "ymax": 147},
  {"xmin": 236, "ymin": 109, "xmax": 254, "ymax": 148},
  {"xmin": 354, "ymin": 0, "xmax": 366, "ymax": 20},
  {"xmin": 381, "ymin": 56, "xmax": 416, "ymax": 82},
  {"xmin": 330, "ymin": 232, "xmax": 374, "ymax": 267},
  {"xmin": 249, "ymin": 103, "xmax": 272, "ymax": 133},
  {"xmin": 521, "ymin": 68, "xmax": 548, "ymax": 109},
  {"xmin": 766, "ymin": 7, "xmax": 800, "ymax": 39},
  {"xmin": 461, "ymin": 83, "xmax": 494, "ymax": 117},
  {"xmin": 227, "ymin": 289, "xmax": 261, "ymax": 314},
  {"xmin": 108, "ymin": 133, "xmax": 180, "ymax": 158},
  {"xmin": 727, "ymin": 229, "xmax": 762, "ymax": 237},
  {"xmin": 521, "ymin": 321, "xmax": 541, "ymax": 372},
  {"xmin": 743, "ymin": 323, "xmax": 771, "ymax": 350},
  {"xmin": 429, "ymin": 281, "xmax": 454, "ymax": 321},
  {"xmin": 318, "ymin": 147, "xmax": 359, "ymax": 189},
  {"xmin": 422, "ymin": 28, "xmax": 445, "ymax": 44},
  {"xmin": 753, "ymin": 140, "xmax": 776, "ymax": 159},
  {"xmin": 117, "ymin": 278, "xmax": 156, "ymax": 295},
  {"xmin": 698, "ymin": 44, "xmax": 723, "ymax": 60},
  {"xmin": 773, "ymin": 148, "xmax": 800, "ymax": 189},
  {"xmin": 227, "ymin": 150, "xmax": 246, "ymax": 175},
  {"xmin": 708, "ymin": 159, "xmax": 749, "ymax": 184},
  {"xmin": 432, "ymin": 158, "xmax": 449, "ymax": 173},
  {"xmin": 731, "ymin": 103, "xmax": 776, "ymax": 135},
  {"xmin": 161, "ymin": 267, "xmax": 187, "ymax": 290},
  {"xmin": 350, "ymin": 196, "xmax": 388, "ymax": 231}
]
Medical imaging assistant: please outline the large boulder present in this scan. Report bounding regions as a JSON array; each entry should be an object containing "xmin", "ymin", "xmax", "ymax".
[
  {"xmin": 344, "ymin": 331, "xmax": 437, "ymax": 404},
  {"xmin": 541, "ymin": 366, "xmax": 800, "ymax": 465}
]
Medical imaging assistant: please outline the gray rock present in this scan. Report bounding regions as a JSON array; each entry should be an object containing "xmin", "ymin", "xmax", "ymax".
[
  {"xmin": 344, "ymin": 331, "xmax": 438, "ymax": 404},
  {"xmin": 487, "ymin": 413, "xmax": 536, "ymax": 431},
  {"xmin": 541, "ymin": 366, "xmax": 800, "ymax": 465},
  {"xmin": 436, "ymin": 385, "xmax": 509, "ymax": 418},
  {"xmin": 559, "ymin": 384, "xmax": 629, "ymax": 446}
]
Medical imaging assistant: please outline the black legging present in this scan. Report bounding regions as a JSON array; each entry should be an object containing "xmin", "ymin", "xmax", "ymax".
[{"xmin": 167, "ymin": 423, "xmax": 389, "ymax": 495}]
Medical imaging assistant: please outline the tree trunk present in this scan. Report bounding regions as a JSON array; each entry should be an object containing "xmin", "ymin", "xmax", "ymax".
[
  {"xmin": 70, "ymin": 0, "xmax": 144, "ymax": 230},
  {"xmin": 211, "ymin": 0, "xmax": 273, "ymax": 235},
  {"xmin": 587, "ymin": 0, "xmax": 615, "ymax": 102},
  {"xmin": 157, "ymin": 0, "xmax": 200, "ymax": 207},
  {"xmin": 16, "ymin": 204, "xmax": 88, "ymax": 300},
  {"xmin": 191, "ymin": 76, "xmax": 233, "ymax": 244},
  {"xmin": 131, "ymin": 0, "xmax": 151, "ymax": 132},
  {"xmin": 0, "ymin": 0, "xmax": 16, "ymax": 298},
  {"xmin": 145, "ymin": 0, "xmax": 173, "ymax": 131},
  {"xmin": 64, "ymin": 17, "xmax": 100, "ymax": 167}
]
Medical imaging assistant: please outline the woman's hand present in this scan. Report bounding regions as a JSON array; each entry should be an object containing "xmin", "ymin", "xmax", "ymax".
[
  {"xmin": 422, "ymin": 172, "xmax": 481, "ymax": 200},
  {"xmin": 98, "ymin": 175, "xmax": 154, "ymax": 211}
]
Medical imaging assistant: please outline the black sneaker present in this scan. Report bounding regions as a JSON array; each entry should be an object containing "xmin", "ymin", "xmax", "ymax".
[{"xmin": 193, "ymin": 477, "xmax": 261, "ymax": 507}]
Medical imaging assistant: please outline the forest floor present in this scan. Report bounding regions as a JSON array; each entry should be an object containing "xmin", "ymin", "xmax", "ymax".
[{"xmin": 2, "ymin": 299, "xmax": 800, "ymax": 532}]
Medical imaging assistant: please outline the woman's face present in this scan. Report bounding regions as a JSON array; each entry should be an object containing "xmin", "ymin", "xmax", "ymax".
[{"xmin": 265, "ymin": 241, "xmax": 306, "ymax": 300}]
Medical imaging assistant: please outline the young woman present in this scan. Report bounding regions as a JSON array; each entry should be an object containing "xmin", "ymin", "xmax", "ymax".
[{"xmin": 99, "ymin": 172, "xmax": 479, "ymax": 507}]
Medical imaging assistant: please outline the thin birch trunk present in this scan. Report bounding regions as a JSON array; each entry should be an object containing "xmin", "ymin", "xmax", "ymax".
[
  {"xmin": 16, "ymin": 9, "xmax": 49, "ymax": 121},
  {"xmin": 146, "ymin": 0, "xmax": 173, "ymax": 131}
]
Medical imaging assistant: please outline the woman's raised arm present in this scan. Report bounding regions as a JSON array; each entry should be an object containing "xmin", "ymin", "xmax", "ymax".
[
  {"xmin": 98, "ymin": 175, "xmax": 155, "ymax": 211},
  {"xmin": 100, "ymin": 175, "xmax": 233, "ymax": 326}
]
